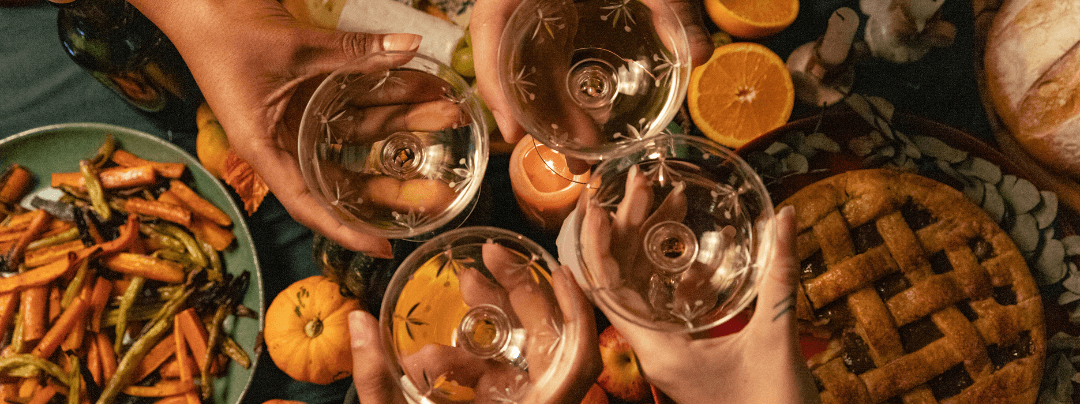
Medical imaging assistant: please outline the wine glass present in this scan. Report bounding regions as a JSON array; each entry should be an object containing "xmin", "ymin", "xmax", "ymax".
[
  {"xmin": 297, "ymin": 51, "xmax": 488, "ymax": 240},
  {"xmin": 497, "ymin": 0, "xmax": 692, "ymax": 162},
  {"xmin": 567, "ymin": 134, "xmax": 777, "ymax": 333},
  {"xmin": 379, "ymin": 226, "xmax": 589, "ymax": 403}
]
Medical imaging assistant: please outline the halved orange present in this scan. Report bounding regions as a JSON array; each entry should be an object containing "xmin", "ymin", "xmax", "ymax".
[
  {"xmin": 688, "ymin": 42, "xmax": 794, "ymax": 149},
  {"xmin": 705, "ymin": 0, "xmax": 799, "ymax": 39}
]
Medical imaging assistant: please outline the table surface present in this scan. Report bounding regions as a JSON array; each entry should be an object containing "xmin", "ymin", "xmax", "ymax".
[{"xmin": 0, "ymin": 1, "xmax": 999, "ymax": 403}]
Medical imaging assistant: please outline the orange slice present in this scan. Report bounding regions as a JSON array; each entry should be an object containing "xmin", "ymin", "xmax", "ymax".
[
  {"xmin": 688, "ymin": 42, "xmax": 794, "ymax": 149},
  {"xmin": 705, "ymin": 0, "xmax": 799, "ymax": 39}
]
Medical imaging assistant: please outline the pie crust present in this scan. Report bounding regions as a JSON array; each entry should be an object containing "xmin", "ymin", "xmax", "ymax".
[{"xmin": 778, "ymin": 169, "xmax": 1045, "ymax": 404}]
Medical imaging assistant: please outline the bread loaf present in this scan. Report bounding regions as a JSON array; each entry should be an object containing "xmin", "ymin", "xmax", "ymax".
[{"xmin": 984, "ymin": 0, "xmax": 1080, "ymax": 177}]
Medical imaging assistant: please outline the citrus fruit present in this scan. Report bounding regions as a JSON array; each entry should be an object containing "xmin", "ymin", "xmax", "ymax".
[
  {"xmin": 687, "ymin": 42, "xmax": 794, "ymax": 149},
  {"xmin": 705, "ymin": 0, "xmax": 799, "ymax": 39},
  {"xmin": 195, "ymin": 102, "xmax": 230, "ymax": 179}
]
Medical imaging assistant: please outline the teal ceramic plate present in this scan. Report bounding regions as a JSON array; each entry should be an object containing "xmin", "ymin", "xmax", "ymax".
[{"xmin": 0, "ymin": 123, "xmax": 263, "ymax": 404}]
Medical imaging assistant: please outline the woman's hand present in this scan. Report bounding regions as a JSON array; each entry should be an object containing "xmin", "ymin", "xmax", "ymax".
[{"xmin": 126, "ymin": 0, "xmax": 427, "ymax": 257}]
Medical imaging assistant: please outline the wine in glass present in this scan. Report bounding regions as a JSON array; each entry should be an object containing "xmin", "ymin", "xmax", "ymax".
[
  {"xmin": 379, "ymin": 226, "xmax": 593, "ymax": 403},
  {"xmin": 567, "ymin": 134, "xmax": 777, "ymax": 333},
  {"xmin": 497, "ymin": 0, "xmax": 692, "ymax": 162},
  {"xmin": 298, "ymin": 51, "xmax": 488, "ymax": 240}
]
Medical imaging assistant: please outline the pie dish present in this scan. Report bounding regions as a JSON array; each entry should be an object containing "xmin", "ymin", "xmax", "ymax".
[{"xmin": 778, "ymin": 168, "xmax": 1045, "ymax": 403}]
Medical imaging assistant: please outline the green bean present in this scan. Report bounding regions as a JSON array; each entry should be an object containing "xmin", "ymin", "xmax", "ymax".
[
  {"xmin": 200, "ymin": 303, "xmax": 230, "ymax": 399},
  {"xmin": 66, "ymin": 355, "xmax": 80, "ymax": 404},
  {"xmin": 114, "ymin": 276, "xmax": 146, "ymax": 354},
  {"xmin": 0, "ymin": 354, "xmax": 69, "ymax": 383},
  {"xmin": 26, "ymin": 227, "xmax": 79, "ymax": 250},
  {"xmin": 154, "ymin": 223, "xmax": 209, "ymax": 270},
  {"xmin": 89, "ymin": 133, "xmax": 115, "ymax": 168},
  {"xmin": 79, "ymin": 160, "xmax": 111, "ymax": 222},
  {"xmin": 97, "ymin": 275, "xmax": 196, "ymax": 404},
  {"xmin": 199, "ymin": 237, "xmax": 223, "ymax": 281},
  {"xmin": 221, "ymin": 335, "xmax": 252, "ymax": 369},
  {"xmin": 102, "ymin": 301, "xmax": 162, "ymax": 327},
  {"xmin": 61, "ymin": 257, "xmax": 91, "ymax": 308},
  {"xmin": 139, "ymin": 224, "xmax": 186, "ymax": 252},
  {"xmin": 152, "ymin": 248, "xmax": 198, "ymax": 269}
]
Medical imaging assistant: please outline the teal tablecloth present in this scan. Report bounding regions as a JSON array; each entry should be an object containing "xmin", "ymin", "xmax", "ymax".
[{"xmin": 1, "ymin": 1, "xmax": 991, "ymax": 403}]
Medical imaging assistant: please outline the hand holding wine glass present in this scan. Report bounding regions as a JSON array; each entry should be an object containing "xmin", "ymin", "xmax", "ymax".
[
  {"xmin": 597, "ymin": 206, "xmax": 821, "ymax": 404},
  {"xmin": 350, "ymin": 227, "xmax": 600, "ymax": 404}
]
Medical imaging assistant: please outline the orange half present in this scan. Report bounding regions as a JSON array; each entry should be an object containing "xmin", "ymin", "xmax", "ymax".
[
  {"xmin": 705, "ymin": 0, "xmax": 799, "ymax": 39},
  {"xmin": 688, "ymin": 42, "xmax": 794, "ymax": 149}
]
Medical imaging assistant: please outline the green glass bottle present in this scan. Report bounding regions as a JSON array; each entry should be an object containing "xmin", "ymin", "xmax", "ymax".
[{"xmin": 53, "ymin": 0, "xmax": 203, "ymax": 132}]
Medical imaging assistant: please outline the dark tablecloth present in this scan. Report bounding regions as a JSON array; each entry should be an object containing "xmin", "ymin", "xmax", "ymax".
[{"xmin": 0, "ymin": 1, "xmax": 990, "ymax": 403}]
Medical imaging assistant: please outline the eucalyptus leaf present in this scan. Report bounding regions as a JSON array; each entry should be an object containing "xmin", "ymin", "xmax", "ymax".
[
  {"xmin": 1059, "ymin": 290, "xmax": 1080, "ymax": 305},
  {"xmin": 764, "ymin": 141, "xmax": 790, "ymax": 156},
  {"xmin": 969, "ymin": 157, "xmax": 1002, "ymax": 184},
  {"xmin": 867, "ymin": 95, "xmax": 895, "ymax": 121},
  {"xmin": 845, "ymin": 94, "xmax": 876, "ymax": 125},
  {"xmin": 806, "ymin": 132, "xmax": 841, "ymax": 152},
  {"xmin": 963, "ymin": 180, "xmax": 985, "ymax": 205},
  {"xmin": 782, "ymin": 153, "xmax": 809, "ymax": 174},
  {"xmin": 1012, "ymin": 213, "xmax": 1040, "ymax": 253},
  {"xmin": 1063, "ymin": 235, "xmax": 1080, "ymax": 256},
  {"xmin": 914, "ymin": 135, "xmax": 967, "ymax": 163},
  {"xmin": 983, "ymin": 181, "xmax": 1006, "ymax": 222},
  {"xmin": 1036, "ymin": 237, "xmax": 1067, "ymax": 282},
  {"xmin": 1006, "ymin": 178, "xmax": 1041, "ymax": 214},
  {"xmin": 1034, "ymin": 191, "xmax": 1060, "ymax": 230}
]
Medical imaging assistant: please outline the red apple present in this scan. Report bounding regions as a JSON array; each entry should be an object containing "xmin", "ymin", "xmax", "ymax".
[{"xmin": 596, "ymin": 325, "xmax": 649, "ymax": 402}]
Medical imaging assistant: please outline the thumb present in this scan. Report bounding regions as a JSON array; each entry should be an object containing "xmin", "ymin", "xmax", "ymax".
[
  {"xmin": 348, "ymin": 310, "xmax": 406, "ymax": 404},
  {"xmin": 303, "ymin": 30, "xmax": 422, "ymax": 74}
]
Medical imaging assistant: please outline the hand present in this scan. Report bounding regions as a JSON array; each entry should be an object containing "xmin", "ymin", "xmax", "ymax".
[
  {"xmin": 583, "ymin": 203, "xmax": 819, "ymax": 404},
  {"xmin": 348, "ymin": 242, "xmax": 601, "ymax": 404},
  {"xmin": 126, "ymin": 0, "xmax": 430, "ymax": 257},
  {"xmin": 469, "ymin": 0, "xmax": 715, "ymax": 145}
]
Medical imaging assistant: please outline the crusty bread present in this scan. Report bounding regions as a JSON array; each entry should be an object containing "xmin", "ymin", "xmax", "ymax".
[{"xmin": 984, "ymin": 0, "xmax": 1080, "ymax": 178}]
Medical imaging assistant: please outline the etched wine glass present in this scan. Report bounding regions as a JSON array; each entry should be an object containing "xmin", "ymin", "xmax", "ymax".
[
  {"xmin": 566, "ymin": 134, "xmax": 777, "ymax": 333},
  {"xmin": 379, "ymin": 226, "xmax": 590, "ymax": 403},
  {"xmin": 497, "ymin": 0, "xmax": 692, "ymax": 163},
  {"xmin": 298, "ymin": 51, "xmax": 488, "ymax": 240}
]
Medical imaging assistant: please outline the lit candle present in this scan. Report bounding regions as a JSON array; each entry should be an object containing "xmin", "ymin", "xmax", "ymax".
[{"xmin": 509, "ymin": 135, "xmax": 590, "ymax": 233}]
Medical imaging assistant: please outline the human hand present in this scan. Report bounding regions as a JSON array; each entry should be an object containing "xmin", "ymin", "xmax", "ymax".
[
  {"xmin": 126, "ymin": 0, "xmax": 432, "ymax": 257},
  {"xmin": 348, "ymin": 242, "xmax": 601, "ymax": 404},
  {"xmin": 583, "ymin": 203, "xmax": 819, "ymax": 404},
  {"xmin": 469, "ymin": 0, "xmax": 714, "ymax": 146}
]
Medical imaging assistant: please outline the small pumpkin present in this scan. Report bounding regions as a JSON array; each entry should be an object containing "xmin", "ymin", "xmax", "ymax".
[{"xmin": 265, "ymin": 275, "xmax": 361, "ymax": 384}]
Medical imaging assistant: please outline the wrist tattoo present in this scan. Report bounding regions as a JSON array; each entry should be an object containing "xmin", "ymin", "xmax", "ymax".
[{"xmin": 771, "ymin": 294, "xmax": 795, "ymax": 322}]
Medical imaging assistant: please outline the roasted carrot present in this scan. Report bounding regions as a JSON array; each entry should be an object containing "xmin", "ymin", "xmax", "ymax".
[
  {"xmin": 173, "ymin": 308, "xmax": 209, "ymax": 370},
  {"xmin": 5, "ymin": 209, "xmax": 50, "ymax": 267},
  {"xmin": 0, "ymin": 164, "xmax": 33, "ymax": 205},
  {"xmin": 25, "ymin": 383, "xmax": 58, "ymax": 404},
  {"xmin": 0, "ymin": 253, "xmax": 77, "ymax": 295},
  {"xmin": 0, "ymin": 380, "xmax": 18, "ymax": 403},
  {"xmin": 173, "ymin": 316, "xmax": 195, "ymax": 385},
  {"xmin": 190, "ymin": 216, "xmax": 234, "ymax": 251},
  {"xmin": 87, "ymin": 335, "xmax": 102, "ymax": 385},
  {"xmin": 98, "ymin": 213, "xmax": 139, "ymax": 255},
  {"xmin": 1, "ymin": 210, "xmax": 40, "ymax": 231},
  {"xmin": 20, "ymin": 285, "xmax": 48, "ymax": 344},
  {"xmin": 169, "ymin": 181, "xmax": 231, "ymax": 227},
  {"xmin": 0, "ymin": 292, "xmax": 17, "ymax": 334},
  {"xmin": 32, "ymin": 295, "xmax": 89, "ymax": 359},
  {"xmin": 155, "ymin": 393, "xmax": 195, "ymax": 404},
  {"xmin": 111, "ymin": 150, "xmax": 186, "ymax": 179},
  {"xmin": 96, "ymin": 332, "xmax": 117, "ymax": 382},
  {"xmin": 125, "ymin": 198, "xmax": 191, "ymax": 227},
  {"xmin": 134, "ymin": 333, "xmax": 177, "ymax": 382},
  {"xmin": 48, "ymin": 286, "xmax": 61, "ymax": 324},
  {"xmin": 87, "ymin": 277, "xmax": 111, "ymax": 333},
  {"xmin": 23, "ymin": 239, "xmax": 84, "ymax": 269},
  {"xmin": 101, "ymin": 253, "xmax": 185, "ymax": 283},
  {"xmin": 51, "ymin": 165, "xmax": 157, "ymax": 190},
  {"xmin": 122, "ymin": 379, "xmax": 196, "ymax": 397}
]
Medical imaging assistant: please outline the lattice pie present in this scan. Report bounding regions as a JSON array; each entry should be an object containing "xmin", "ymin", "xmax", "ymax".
[{"xmin": 778, "ymin": 169, "xmax": 1045, "ymax": 404}]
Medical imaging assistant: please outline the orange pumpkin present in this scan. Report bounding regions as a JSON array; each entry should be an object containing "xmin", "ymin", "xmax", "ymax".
[{"xmin": 265, "ymin": 275, "xmax": 361, "ymax": 384}]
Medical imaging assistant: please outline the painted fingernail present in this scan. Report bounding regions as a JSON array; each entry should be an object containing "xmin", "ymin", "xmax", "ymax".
[{"xmin": 383, "ymin": 33, "xmax": 422, "ymax": 52}]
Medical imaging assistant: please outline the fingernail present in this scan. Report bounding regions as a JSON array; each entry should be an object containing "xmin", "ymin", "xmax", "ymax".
[
  {"xmin": 370, "ymin": 239, "xmax": 394, "ymax": 259},
  {"xmin": 382, "ymin": 33, "xmax": 422, "ymax": 52},
  {"xmin": 780, "ymin": 205, "xmax": 795, "ymax": 218}
]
